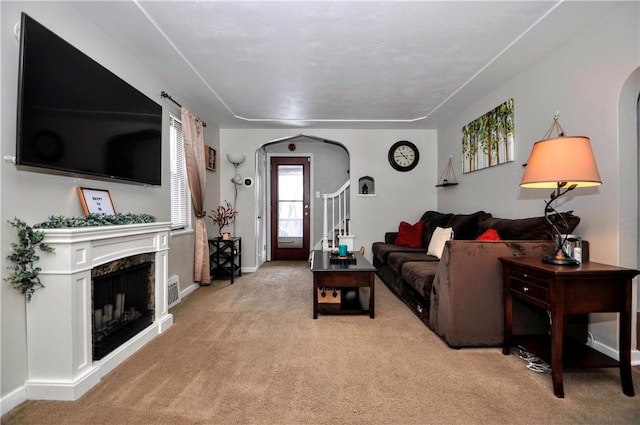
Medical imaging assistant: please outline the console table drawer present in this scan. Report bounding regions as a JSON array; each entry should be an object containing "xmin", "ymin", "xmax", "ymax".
[
  {"xmin": 315, "ymin": 271, "xmax": 370, "ymax": 287},
  {"xmin": 509, "ymin": 270, "xmax": 548, "ymax": 306}
]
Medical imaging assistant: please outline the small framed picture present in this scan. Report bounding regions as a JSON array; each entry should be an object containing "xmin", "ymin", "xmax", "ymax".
[
  {"xmin": 77, "ymin": 187, "xmax": 116, "ymax": 215},
  {"xmin": 206, "ymin": 146, "xmax": 216, "ymax": 172}
]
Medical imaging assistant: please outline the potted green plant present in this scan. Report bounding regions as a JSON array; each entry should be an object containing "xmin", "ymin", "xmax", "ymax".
[
  {"xmin": 5, "ymin": 218, "xmax": 55, "ymax": 301},
  {"xmin": 208, "ymin": 201, "xmax": 238, "ymax": 239}
]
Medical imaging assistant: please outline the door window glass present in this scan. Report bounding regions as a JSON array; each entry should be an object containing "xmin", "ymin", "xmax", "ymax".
[{"xmin": 277, "ymin": 165, "xmax": 303, "ymax": 237}]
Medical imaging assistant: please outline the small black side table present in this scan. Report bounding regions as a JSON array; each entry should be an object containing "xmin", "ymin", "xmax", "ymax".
[{"xmin": 209, "ymin": 237, "xmax": 241, "ymax": 283}]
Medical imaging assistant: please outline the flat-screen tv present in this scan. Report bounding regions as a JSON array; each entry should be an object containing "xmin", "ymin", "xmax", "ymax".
[{"xmin": 16, "ymin": 13, "xmax": 162, "ymax": 186}]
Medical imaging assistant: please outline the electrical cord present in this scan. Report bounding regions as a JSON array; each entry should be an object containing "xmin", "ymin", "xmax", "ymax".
[{"xmin": 512, "ymin": 346, "xmax": 551, "ymax": 373}]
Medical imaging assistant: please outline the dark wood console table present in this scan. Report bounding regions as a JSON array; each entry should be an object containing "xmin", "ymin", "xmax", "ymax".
[{"xmin": 500, "ymin": 256, "xmax": 639, "ymax": 398}]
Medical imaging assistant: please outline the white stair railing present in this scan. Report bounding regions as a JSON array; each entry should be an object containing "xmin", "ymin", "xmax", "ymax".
[{"xmin": 322, "ymin": 180, "xmax": 352, "ymax": 250}]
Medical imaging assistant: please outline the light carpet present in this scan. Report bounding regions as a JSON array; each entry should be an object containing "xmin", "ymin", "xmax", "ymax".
[{"xmin": 3, "ymin": 261, "xmax": 639, "ymax": 424}]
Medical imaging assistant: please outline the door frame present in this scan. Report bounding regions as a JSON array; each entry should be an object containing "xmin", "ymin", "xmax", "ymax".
[
  {"xmin": 266, "ymin": 153, "xmax": 314, "ymax": 261},
  {"xmin": 255, "ymin": 148, "xmax": 267, "ymax": 269}
]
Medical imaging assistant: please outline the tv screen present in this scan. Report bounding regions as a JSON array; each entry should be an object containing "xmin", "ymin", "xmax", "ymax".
[{"xmin": 16, "ymin": 13, "xmax": 162, "ymax": 186}]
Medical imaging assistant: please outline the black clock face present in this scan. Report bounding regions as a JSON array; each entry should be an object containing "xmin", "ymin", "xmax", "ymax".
[{"xmin": 388, "ymin": 141, "xmax": 419, "ymax": 172}]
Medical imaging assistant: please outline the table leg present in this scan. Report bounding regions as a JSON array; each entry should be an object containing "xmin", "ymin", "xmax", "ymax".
[
  {"xmin": 551, "ymin": 307, "xmax": 565, "ymax": 398},
  {"xmin": 230, "ymin": 259, "xmax": 234, "ymax": 284},
  {"xmin": 369, "ymin": 272, "xmax": 375, "ymax": 319},
  {"xmin": 620, "ymin": 279, "xmax": 634, "ymax": 396},
  {"xmin": 313, "ymin": 274, "xmax": 318, "ymax": 319},
  {"xmin": 503, "ymin": 271, "xmax": 513, "ymax": 356}
]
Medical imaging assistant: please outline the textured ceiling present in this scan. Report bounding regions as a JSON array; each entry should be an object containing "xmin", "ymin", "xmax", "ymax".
[{"xmin": 71, "ymin": 1, "xmax": 615, "ymax": 129}]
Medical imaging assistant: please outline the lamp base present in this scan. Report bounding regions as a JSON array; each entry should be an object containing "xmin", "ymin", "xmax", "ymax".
[{"xmin": 542, "ymin": 254, "xmax": 579, "ymax": 266}]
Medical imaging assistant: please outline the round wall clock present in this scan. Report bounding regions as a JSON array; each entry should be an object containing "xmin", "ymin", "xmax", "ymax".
[{"xmin": 388, "ymin": 140, "xmax": 419, "ymax": 172}]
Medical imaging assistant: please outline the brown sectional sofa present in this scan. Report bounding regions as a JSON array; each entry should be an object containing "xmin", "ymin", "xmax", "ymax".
[{"xmin": 372, "ymin": 211, "xmax": 587, "ymax": 348}]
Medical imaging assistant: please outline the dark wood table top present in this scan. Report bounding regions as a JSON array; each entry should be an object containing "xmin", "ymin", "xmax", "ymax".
[
  {"xmin": 499, "ymin": 257, "xmax": 640, "ymax": 278},
  {"xmin": 310, "ymin": 250, "xmax": 375, "ymax": 272}
]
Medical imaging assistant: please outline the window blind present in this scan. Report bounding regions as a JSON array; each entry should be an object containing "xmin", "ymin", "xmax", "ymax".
[{"xmin": 169, "ymin": 114, "xmax": 191, "ymax": 230}]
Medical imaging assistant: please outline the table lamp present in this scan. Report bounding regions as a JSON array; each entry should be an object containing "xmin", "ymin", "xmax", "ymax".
[{"xmin": 520, "ymin": 116, "xmax": 602, "ymax": 265}]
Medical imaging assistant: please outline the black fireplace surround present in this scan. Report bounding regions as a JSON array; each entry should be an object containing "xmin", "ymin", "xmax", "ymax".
[{"xmin": 91, "ymin": 253, "xmax": 155, "ymax": 360}]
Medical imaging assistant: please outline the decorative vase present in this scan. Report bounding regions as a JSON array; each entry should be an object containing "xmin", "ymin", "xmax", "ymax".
[{"xmin": 222, "ymin": 232, "xmax": 231, "ymax": 240}]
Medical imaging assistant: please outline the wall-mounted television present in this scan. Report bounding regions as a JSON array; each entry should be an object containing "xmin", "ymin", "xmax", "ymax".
[{"xmin": 16, "ymin": 13, "xmax": 162, "ymax": 186}]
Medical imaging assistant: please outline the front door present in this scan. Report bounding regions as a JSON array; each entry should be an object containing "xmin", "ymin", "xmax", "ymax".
[{"xmin": 270, "ymin": 156, "xmax": 310, "ymax": 260}]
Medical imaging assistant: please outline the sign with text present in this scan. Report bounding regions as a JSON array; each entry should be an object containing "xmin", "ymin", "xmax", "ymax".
[{"xmin": 77, "ymin": 187, "xmax": 116, "ymax": 215}]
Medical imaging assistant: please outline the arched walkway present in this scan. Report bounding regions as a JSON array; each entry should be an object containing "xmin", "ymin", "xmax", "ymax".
[
  {"xmin": 617, "ymin": 67, "xmax": 639, "ymax": 349},
  {"xmin": 253, "ymin": 134, "xmax": 350, "ymax": 267}
]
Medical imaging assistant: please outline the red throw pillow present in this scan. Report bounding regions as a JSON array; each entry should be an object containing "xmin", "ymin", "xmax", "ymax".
[
  {"xmin": 394, "ymin": 221, "xmax": 424, "ymax": 248},
  {"xmin": 476, "ymin": 228, "xmax": 502, "ymax": 241}
]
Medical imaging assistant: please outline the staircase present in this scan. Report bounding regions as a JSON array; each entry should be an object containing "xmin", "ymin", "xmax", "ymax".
[{"xmin": 322, "ymin": 180, "xmax": 355, "ymax": 250}]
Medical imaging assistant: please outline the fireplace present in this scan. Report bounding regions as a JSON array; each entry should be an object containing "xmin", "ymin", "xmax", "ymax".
[
  {"xmin": 25, "ymin": 223, "xmax": 172, "ymax": 401},
  {"xmin": 92, "ymin": 253, "xmax": 155, "ymax": 360}
]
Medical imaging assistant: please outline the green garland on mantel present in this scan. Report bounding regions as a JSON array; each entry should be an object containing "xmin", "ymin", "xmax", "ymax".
[
  {"xmin": 5, "ymin": 213, "xmax": 157, "ymax": 301},
  {"xmin": 34, "ymin": 212, "xmax": 157, "ymax": 229}
]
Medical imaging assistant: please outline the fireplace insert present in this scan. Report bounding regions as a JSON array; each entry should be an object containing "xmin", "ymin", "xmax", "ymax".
[{"xmin": 92, "ymin": 254, "xmax": 155, "ymax": 360}]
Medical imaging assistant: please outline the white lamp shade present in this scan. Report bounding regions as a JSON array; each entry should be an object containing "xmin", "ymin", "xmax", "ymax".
[
  {"xmin": 227, "ymin": 153, "xmax": 246, "ymax": 166},
  {"xmin": 520, "ymin": 136, "xmax": 602, "ymax": 188}
]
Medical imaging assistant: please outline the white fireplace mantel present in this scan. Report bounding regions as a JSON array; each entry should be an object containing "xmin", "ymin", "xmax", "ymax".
[{"xmin": 25, "ymin": 222, "xmax": 173, "ymax": 401}]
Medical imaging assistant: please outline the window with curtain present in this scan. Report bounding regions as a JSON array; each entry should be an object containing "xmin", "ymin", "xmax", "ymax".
[{"xmin": 169, "ymin": 114, "xmax": 191, "ymax": 230}]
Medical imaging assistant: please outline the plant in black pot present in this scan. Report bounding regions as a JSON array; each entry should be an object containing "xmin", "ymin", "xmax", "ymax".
[{"xmin": 209, "ymin": 201, "xmax": 238, "ymax": 239}]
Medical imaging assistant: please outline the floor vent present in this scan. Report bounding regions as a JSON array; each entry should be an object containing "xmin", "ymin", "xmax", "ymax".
[{"xmin": 167, "ymin": 276, "xmax": 180, "ymax": 308}]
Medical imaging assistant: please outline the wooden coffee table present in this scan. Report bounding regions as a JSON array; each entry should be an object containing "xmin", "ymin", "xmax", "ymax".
[{"xmin": 310, "ymin": 250, "xmax": 376, "ymax": 319}]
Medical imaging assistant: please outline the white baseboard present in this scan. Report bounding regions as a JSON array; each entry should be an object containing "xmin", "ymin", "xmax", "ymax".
[
  {"xmin": 26, "ymin": 366, "xmax": 101, "ymax": 401},
  {"xmin": 1, "ymin": 385, "xmax": 27, "ymax": 417},
  {"xmin": 588, "ymin": 337, "xmax": 640, "ymax": 366},
  {"xmin": 589, "ymin": 338, "xmax": 620, "ymax": 360},
  {"xmin": 179, "ymin": 282, "xmax": 200, "ymax": 300},
  {"xmin": 159, "ymin": 313, "xmax": 174, "ymax": 333},
  {"xmin": 176, "ymin": 275, "xmax": 255, "ymax": 303}
]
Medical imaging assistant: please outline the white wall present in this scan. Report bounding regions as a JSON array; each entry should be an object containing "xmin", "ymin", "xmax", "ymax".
[
  {"xmin": 0, "ymin": 2, "xmax": 218, "ymax": 410},
  {"xmin": 436, "ymin": 2, "xmax": 639, "ymax": 357},
  {"xmin": 220, "ymin": 129, "xmax": 438, "ymax": 267}
]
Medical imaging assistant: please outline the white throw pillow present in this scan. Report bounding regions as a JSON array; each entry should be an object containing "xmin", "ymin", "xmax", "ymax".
[{"xmin": 427, "ymin": 226, "xmax": 453, "ymax": 259}]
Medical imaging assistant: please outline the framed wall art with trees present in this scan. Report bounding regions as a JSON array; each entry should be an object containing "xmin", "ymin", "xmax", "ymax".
[{"xmin": 462, "ymin": 99, "xmax": 514, "ymax": 173}]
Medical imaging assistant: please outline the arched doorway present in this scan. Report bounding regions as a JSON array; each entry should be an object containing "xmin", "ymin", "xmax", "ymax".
[
  {"xmin": 254, "ymin": 135, "xmax": 350, "ymax": 266},
  {"xmin": 617, "ymin": 67, "xmax": 639, "ymax": 350}
]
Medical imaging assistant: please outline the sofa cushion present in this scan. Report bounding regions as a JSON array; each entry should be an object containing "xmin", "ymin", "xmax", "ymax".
[
  {"xmin": 394, "ymin": 221, "xmax": 424, "ymax": 248},
  {"xmin": 476, "ymin": 228, "xmax": 502, "ymax": 241},
  {"xmin": 372, "ymin": 242, "xmax": 427, "ymax": 265},
  {"xmin": 419, "ymin": 211, "xmax": 454, "ymax": 248},
  {"xmin": 384, "ymin": 232, "xmax": 399, "ymax": 244},
  {"xmin": 401, "ymin": 261, "xmax": 439, "ymax": 298},
  {"xmin": 427, "ymin": 226, "xmax": 453, "ymax": 259},
  {"xmin": 478, "ymin": 212, "xmax": 580, "ymax": 240},
  {"xmin": 387, "ymin": 251, "xmax": 439, "ymax": 273},
  {"xmin": 446, "ymin": 211, "xmax": 493, "ymax": 240}
]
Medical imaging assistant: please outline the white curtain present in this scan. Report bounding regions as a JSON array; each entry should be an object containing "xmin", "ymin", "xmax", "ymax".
[{"xmin": 181, "ymin": 107, "xmax": 210, "ymax": 285}]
